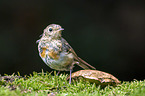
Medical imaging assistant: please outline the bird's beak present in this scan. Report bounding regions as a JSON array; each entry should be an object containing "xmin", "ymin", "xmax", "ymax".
[{"xmin": 59, "ymin": 28, "xmax": 64, "ymax": 31}]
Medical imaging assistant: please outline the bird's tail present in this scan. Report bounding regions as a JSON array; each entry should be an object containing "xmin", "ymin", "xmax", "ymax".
[{"xmin": 76, "ymin": 57, "xmax": 96, "ymax": 70}]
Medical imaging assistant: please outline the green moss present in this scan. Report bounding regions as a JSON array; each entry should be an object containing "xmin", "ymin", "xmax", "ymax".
[{"xmin": 0, "ymin": 70, "xmax": 145, "ymax": 96}]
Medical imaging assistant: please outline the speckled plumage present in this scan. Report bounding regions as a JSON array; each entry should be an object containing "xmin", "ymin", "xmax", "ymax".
[
  {"xmin": 37, "ymin": 24, "xmax": 96, "ymax": 83},
  {"xmin": 38, "ymin": 38, "xmax": 74, "ymax": 71}
]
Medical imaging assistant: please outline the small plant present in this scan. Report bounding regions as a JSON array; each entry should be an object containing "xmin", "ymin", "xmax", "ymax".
[{"xmin": 0, "ymin": 70, "xmax": 145, "ymax": 96}]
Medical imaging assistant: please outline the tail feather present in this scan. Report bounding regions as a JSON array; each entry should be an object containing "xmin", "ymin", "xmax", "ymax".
[
  {"xmin": 76, "ymin": 62, "xmax": 90, "ymax": 70},
  {"xmin": 75, "ymin": 56, "xmax": 96, "ymax": 70},
  {"xmin": 78, "ymin": 57, "xmax": 96, "ymax": 70}
]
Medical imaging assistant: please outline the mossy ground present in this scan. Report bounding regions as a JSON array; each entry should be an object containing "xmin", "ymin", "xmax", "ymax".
[{"xmin": 0, "ymin": 70, "xmax": 145, "ymax": 96}]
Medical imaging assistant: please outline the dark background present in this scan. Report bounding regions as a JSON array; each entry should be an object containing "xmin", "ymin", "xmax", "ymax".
[{"xmin": 0, "ymin": 0, "xmax": 145, "ymax": 81}]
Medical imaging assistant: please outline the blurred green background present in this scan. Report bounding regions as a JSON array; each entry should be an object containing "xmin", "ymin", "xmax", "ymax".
[{"xmin": 0, "ymin": 0, "xmax": 145, "ymax": 81}]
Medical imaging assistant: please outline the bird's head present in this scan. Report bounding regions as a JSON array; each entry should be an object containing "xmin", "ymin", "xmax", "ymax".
[{"xmin": 43, "ymin": 24, "xmax": 64, "ymax": 39}]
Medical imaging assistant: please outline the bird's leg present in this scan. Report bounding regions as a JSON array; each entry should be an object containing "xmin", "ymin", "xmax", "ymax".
[
  {"xmin": 69, "ymin": 61, "xmax": 77, "ymax": 84},
  {"xmin": 69, "ymin": 69, "xmax": 72, "ymax": 84}
]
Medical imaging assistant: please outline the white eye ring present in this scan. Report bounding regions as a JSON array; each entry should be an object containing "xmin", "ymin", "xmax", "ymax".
[{"xmin": 49, "ymin": 28, "xmax": 53, "ymax": 32}]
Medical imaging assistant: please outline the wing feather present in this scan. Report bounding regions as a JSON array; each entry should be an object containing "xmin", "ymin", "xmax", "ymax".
[{"xmin": 61, "ymin": 38, "xmax": 96, "ymax": 70}]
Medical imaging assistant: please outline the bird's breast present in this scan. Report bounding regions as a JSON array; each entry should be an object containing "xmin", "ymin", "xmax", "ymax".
[{"xmin": 38, "ymin": 39, "xmax": 62, "ymax": 59}]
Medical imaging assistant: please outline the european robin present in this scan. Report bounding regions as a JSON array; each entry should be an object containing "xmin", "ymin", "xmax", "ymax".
[{"xmin": 37, "ymin": 24, "xmax": 96, "ymax": 84}]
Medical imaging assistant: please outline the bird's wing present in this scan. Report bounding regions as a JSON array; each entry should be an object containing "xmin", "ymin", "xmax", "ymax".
[{"xmin": 61, "ymin": 38, "xmax": 96, "ymax": 70}]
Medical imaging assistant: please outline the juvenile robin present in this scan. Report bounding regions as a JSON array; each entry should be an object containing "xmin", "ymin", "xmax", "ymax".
[{"xmin": 37, "ymin": 24, "xmax": 96, "ymax": 84}]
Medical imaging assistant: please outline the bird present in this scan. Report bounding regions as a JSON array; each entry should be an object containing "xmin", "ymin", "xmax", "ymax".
[{"xmin": 37, "ymin": 24, "xmax": 96, "ymax": 84}]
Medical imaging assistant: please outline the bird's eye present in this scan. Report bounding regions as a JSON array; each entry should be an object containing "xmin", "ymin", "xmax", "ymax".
[{"xmin": 49, "ymin": 28, "xmax": 53, "ymax": 32}]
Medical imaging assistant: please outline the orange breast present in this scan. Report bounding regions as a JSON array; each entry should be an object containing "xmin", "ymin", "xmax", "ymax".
[
  {"xmin": 40, "ymin": 48, "xmax": 47, "ymax": 58},
  {"xmin": 48, "ymin": 51, "xmax": 59, "ymax": 60}
]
